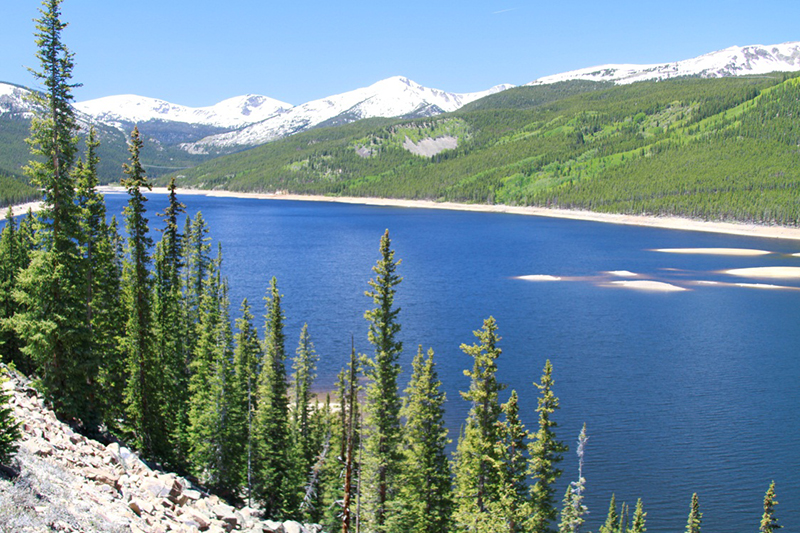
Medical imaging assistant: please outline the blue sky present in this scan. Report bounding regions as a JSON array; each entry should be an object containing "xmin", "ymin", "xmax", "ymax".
[{"xmin": 1, "ymin": 0, "xmax": 799, "ymax": 107}]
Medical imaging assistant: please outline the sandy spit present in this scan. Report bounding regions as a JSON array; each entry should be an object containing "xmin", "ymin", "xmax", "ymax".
[{"xmin": 9, "ymin": 186, "xmax": 800, "ymax": 242}]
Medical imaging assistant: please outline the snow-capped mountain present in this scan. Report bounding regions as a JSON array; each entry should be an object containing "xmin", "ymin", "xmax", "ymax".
[
  {"xmin": 75, "ymin": 93, "xmax": 292, "ymax": 130},
  {"xmin": 528, "ymin": 42, "xmax": 800, "ymax": 86},
  {"xmin": 0, "ymin": 82, "xmax": 35, "ymax": 118},
  {"xmin": 181, "ymin": 76, "xmax": 514, "ymax": 153}
]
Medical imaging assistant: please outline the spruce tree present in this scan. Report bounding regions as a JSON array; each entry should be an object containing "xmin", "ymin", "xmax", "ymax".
[
  {"xmin": 527, "ymin": 359, "xmax": 567, "ymax": 533},
  {"xmin": 253, "ymin": 277, "xmax": 297, "ymax": 518},
  {"xmin": 14, "ymin": 0, "xmax": 92, "ymax": 423},
  {"xmin": 492, "ymin": 390, "xmax": 529, "ymax": 533},
  {"xmin": 233, "ymin": 298, "xmax": 262, "ymax": 507},
  {"xmin": 685, "ymin": 493, "xmax": 701, "ymax": 533},
  {"xmin": 341, "ymin": 344, "xmax": 362, "ymax": 533},
  {"xmin": 599, "ymin": 494, "xmax": 619, "ymax": 533},
  {"xmin": 391, "ymin": 346, "xmax": 451, "ymax": 533},
  {"xmin": 153, "ymin": 177, "xmax": 188, "ymax": 466},
  {"xmin": 759, "ymin": 481, "xmax": 780, "ymax": 533},
  {"xmin": 120, "ymin": 127, "xmax": 159, "ymax": 456},
  {"xmin": 292, "ymin": 323, "xmax": 320, "ymax": 470},
  {"xmin": 0, "ymin": 209, "xmax": 28, "ymax": 372},
  {"xmin": 453, "ymin": 316, "xmax": 506, "ymax": 532},
  {"xmin": 0, "ymin": 370, "xmax": 20, "ymax": 465},
  {"xmin": 629, "ymin": 498, "xmax": 646, "ymax": 533},
  {"xmin": 362, "ymin": 229, "xmax": 403, "ymax": 532}
]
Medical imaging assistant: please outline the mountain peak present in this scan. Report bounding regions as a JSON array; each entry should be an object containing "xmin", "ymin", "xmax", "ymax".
[{"xmin": 528, "ymin": 41, "xmax": 800, "ymax": 86}]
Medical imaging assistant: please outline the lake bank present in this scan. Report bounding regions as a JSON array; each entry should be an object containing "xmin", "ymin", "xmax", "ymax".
[
  {"xmin": 97, "ymin": 185, "xmax": 800, "ymax": 241},
  {"xmin": 13, "ymin": 186, "xmax": 800, "ymax": 241}
]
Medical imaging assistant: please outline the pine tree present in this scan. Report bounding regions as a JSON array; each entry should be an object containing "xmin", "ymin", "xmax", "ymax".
[
  {"xmin": 527, "ymin": 359, "xmax": 567, "ymax": 533},
  {"xmin": 362, "ymin": 229, "xmax": 403, "ymax": 532},
  {"xmin": 558, "ymin": 424, "xmax": 589, "ymax": 533},
  {"xmin": 253, "ymin": 277, "xmax": 297, "ymax": 518},
  {"xmin": 183, "ymin": 211, "xmax": 211, "ymax": 339},
  {"xmin": 492, "ymin": 390, "xmax": 529, "ymax": 533},
  {"xmin": 453, "ymin": 316, "xmax": 506, "ymax": 532},
  {"xmin": 629, "ymin": 499, "xmax": 646, "ymax": 533},
  {"xmin": 759, "ymin": 481, "xmax": 780, "ymax": 533},
  {"xmin": 341, "ymin": 344, "xmax": 362, "ymax": 533},
  {"xmin": 0, "ymin": 209, "xmax": 28, "ymax": 372},
  {"xmin": 292, "ymin": 323, "xmax": 320, "ymax": 470},
  {"xmin": 0, "ymin": 369, "xmax": 21, "ymax": 465},
  {"xmin": 233, "ymin": 298, "xmax": 262, "ymax": 507},
  {"xmin": 120, "ymin": 127, "xmax": 159, "ymax": 456},
  {"xmin": 153, "ymin": 177, "xmax": 188, "ymax": 467},
  {"xmin": 14, "ymin": 0, "xmax": 92, "ymax": 423},
  {"xmin": 685, "ymin": 493, "xmax": 701, "ymax": 533},
  {"xmin": 599, "ymin": 494, "xmax": 619, "ymax": 533},
  {"xmin": 390, "ymin": 346, "xmax": 452, "ymax": 533}
]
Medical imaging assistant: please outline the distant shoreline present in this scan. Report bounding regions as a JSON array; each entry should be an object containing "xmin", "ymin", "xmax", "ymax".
[{"xmin": 15, "ymin": 185, "xmax": 800, "ymax": 242}]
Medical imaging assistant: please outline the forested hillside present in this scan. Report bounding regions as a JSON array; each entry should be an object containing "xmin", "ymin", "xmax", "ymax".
[{"xmin": 169, "ymin": 74, "xmax": 800, "ymax": 225}]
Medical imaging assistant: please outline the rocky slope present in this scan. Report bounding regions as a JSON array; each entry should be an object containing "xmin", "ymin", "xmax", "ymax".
[{"xmin": 0, "ymin": 366, "xmax": 319, "ymax": 533}]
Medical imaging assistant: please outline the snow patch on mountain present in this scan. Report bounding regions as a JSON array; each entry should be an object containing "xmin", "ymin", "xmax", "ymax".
[
  {"xmin": 75, "ymin": 93, "xmax": 293, "ymax": 130},
  {"xmin": 528, "ymin": 42, "xmax": 800, "ymax": 86},
  {"xmin": 0, "ymin": 82, "xmax": 35, "ymax": 118},
  {"xmin": 182, "ymin": 76, "xmax": 513, "ymax": 153}
]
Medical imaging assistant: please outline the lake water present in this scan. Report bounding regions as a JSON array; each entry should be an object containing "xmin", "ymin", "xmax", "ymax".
[{"xmin": 103, "ymin": 192, "xmax": 800, "ymax": 531}]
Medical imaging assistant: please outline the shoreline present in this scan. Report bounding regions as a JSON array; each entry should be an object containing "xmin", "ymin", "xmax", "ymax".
[{"xmin": 16, "ymin": 185, "xmax": 800, "ymax": 242}]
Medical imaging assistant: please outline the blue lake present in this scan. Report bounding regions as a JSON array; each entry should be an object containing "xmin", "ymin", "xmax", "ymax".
[{"xmin": 99, "ymin": 192, "xmax": 800, "ymax": 532}]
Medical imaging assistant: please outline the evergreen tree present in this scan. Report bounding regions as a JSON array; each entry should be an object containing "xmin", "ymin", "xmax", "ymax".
[
  {"xmin": 362, "ymin": 229, "xmax": 404, "ymax": 532},
  {"xmin": 685, "ymin": 493, "xmax": 701, "ymax": 533},
  {"xmin": 153, "ymin": 177, "xmax": 188, "ymax": 467},
  {"xmin": 253, "ymin": 277, "xmax": 297, "ymax": 518},
  {"xmin": 0, "ymin": 209, "xmax": 28, "ymax": 372},
  {"xmin": 390, "ymin": 346, "xmax": 451, "ymax": 533},
  {"xmin": 599, "ymin": 495, "xmax": 619, "ymax": 533},
  {"xmin": 95, "ymin": 215, "xmax": 126, "ymax": 423},
  {"xmin": 292, "ymin": 323, "xmax": 320, "ymax": 469},
  {"xmin": 527, "ymin": 359, "xmax": 567, "ymax": 533},
  {"xmin": 183, "ymin": 211, "xmax": 211, "ymax": 338},
  {"xmin": 233, "ymin": 298, "xmax": 262, "ymax": 507},
  {"xmin": 759, "ymin": 481, "xmax": 780, "ymax": 533},
  {"xmin": 341, "ymin": 344, "xmax": 362, "ymax": 533},
  {"xmin": 0, "ymin": 369, "xmax": 20, "ymax": 466},
  {"xmin": 558, "ymin": 424, "xmax": 589, "ymax": 533},
  {"xmin": 120, "ymin": 127, "xmax": 159, "ymax": 456},
  {"xmin": 14, "ymin": 0, "xmax": 92, "ymax": 423},
  {"xmin": 453, "ymin": 316, "xmax": 506, "ymax": 532},
  {"xmin": 492, "ymin": 390, "xmax": 529, "ymax": 533},
  {"xmin": 629, "ymin": 499, "xmax": 646, "ymax": 533}
]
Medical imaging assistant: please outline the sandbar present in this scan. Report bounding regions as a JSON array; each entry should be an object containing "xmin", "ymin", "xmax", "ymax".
[
  {"xmin": 723, "ymin": 266, "xmax": 800, "ymax": 279},
  {"xmin": 606, "ymin": 270, "xmax": 638, "ymax": 277},
  {"xmin": 653, "ymin": 248, "xmax": 773, "ymax": 256},
  {"xmin": 515, "ymin": 275, "xmax": 562, "ymax": 282},
  {"xmin": 607, "ymin": 280, "xmax": 688, "ymax": 292}
]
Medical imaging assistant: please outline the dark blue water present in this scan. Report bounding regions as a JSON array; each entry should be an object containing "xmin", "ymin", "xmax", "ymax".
[{"xmin": 100, "ymin": 192, "xmax": 800, "ymax": 531}]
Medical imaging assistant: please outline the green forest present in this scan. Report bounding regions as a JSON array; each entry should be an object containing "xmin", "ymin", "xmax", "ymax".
[
  {"xmin": 0, "ymin": 2, "xmax": 791, "ymax": 533},
  {"xmin": 171, "ymin": 72, "xmax": 800, "ymax": 225}
]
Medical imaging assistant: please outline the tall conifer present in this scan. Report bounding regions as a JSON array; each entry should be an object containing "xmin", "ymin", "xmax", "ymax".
[
  {"xmin": 453, "ymin": 316, "xmax": 506, "ymax": 532},
  {"xmin": 362, "ymin": 229, "xmax": 403, "ymax": 532},
  {"xmin": 391, "ymin": 345, "xmax": 451, "ymax": 533},
  {"xmin": 253, "ymin": 277, "xmax": 296, "ymax": 518},
  {"xmin": 494, "ymin": 390, "xmax": 529, "ymax": 533},
  {"xmin": 685, "ymin": 493, "xmax": 701, "ymax": 533},
  {"xmin": 120, "ymin": 127, "xmax": 159, "ymax": 456},
  {"xmin": 0, "ymin": 209, "xmax": 28, "ymax": 372},
  {"xmin": 14, "ymin": 0, "xmax": 92, "ymax": 423},
  {"xmin": 527, "ymin": 359, "xmax": 567, "ymax": 533},
  {"xmin": 759, "ymin": 481, "xmax": 780, "ymax": 533}
]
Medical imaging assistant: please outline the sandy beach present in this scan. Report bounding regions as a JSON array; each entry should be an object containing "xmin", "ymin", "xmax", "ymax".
[{"xmin": 10, "ymin": 185, "xmax": 800, "ymax": 242}]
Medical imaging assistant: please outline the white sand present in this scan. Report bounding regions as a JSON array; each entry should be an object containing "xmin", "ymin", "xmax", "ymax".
[
  {"xmin": 733, "ymin": 282, "xmax": 800, "ymax": 290},
  {"xmin": 653, "ymin": 248, "xmax": 773, "ymax": 256},
  {"xmin": 515, "ymin": 274, "xmax": 562, "ymax": 281},
  {"xmin": 606, "ymin": 270, "xmax": 638, "ymax": 277},
  {"xmin": 607, "ymin": 280, "xmax": 688, "ymax": 292},
  {"xmin": 10, "ymin": 186, "xmax": 800, "ymax": 243},
  {"xmin": 723, "ymin": 266, "xmax": 800, "ymax": 279}
]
